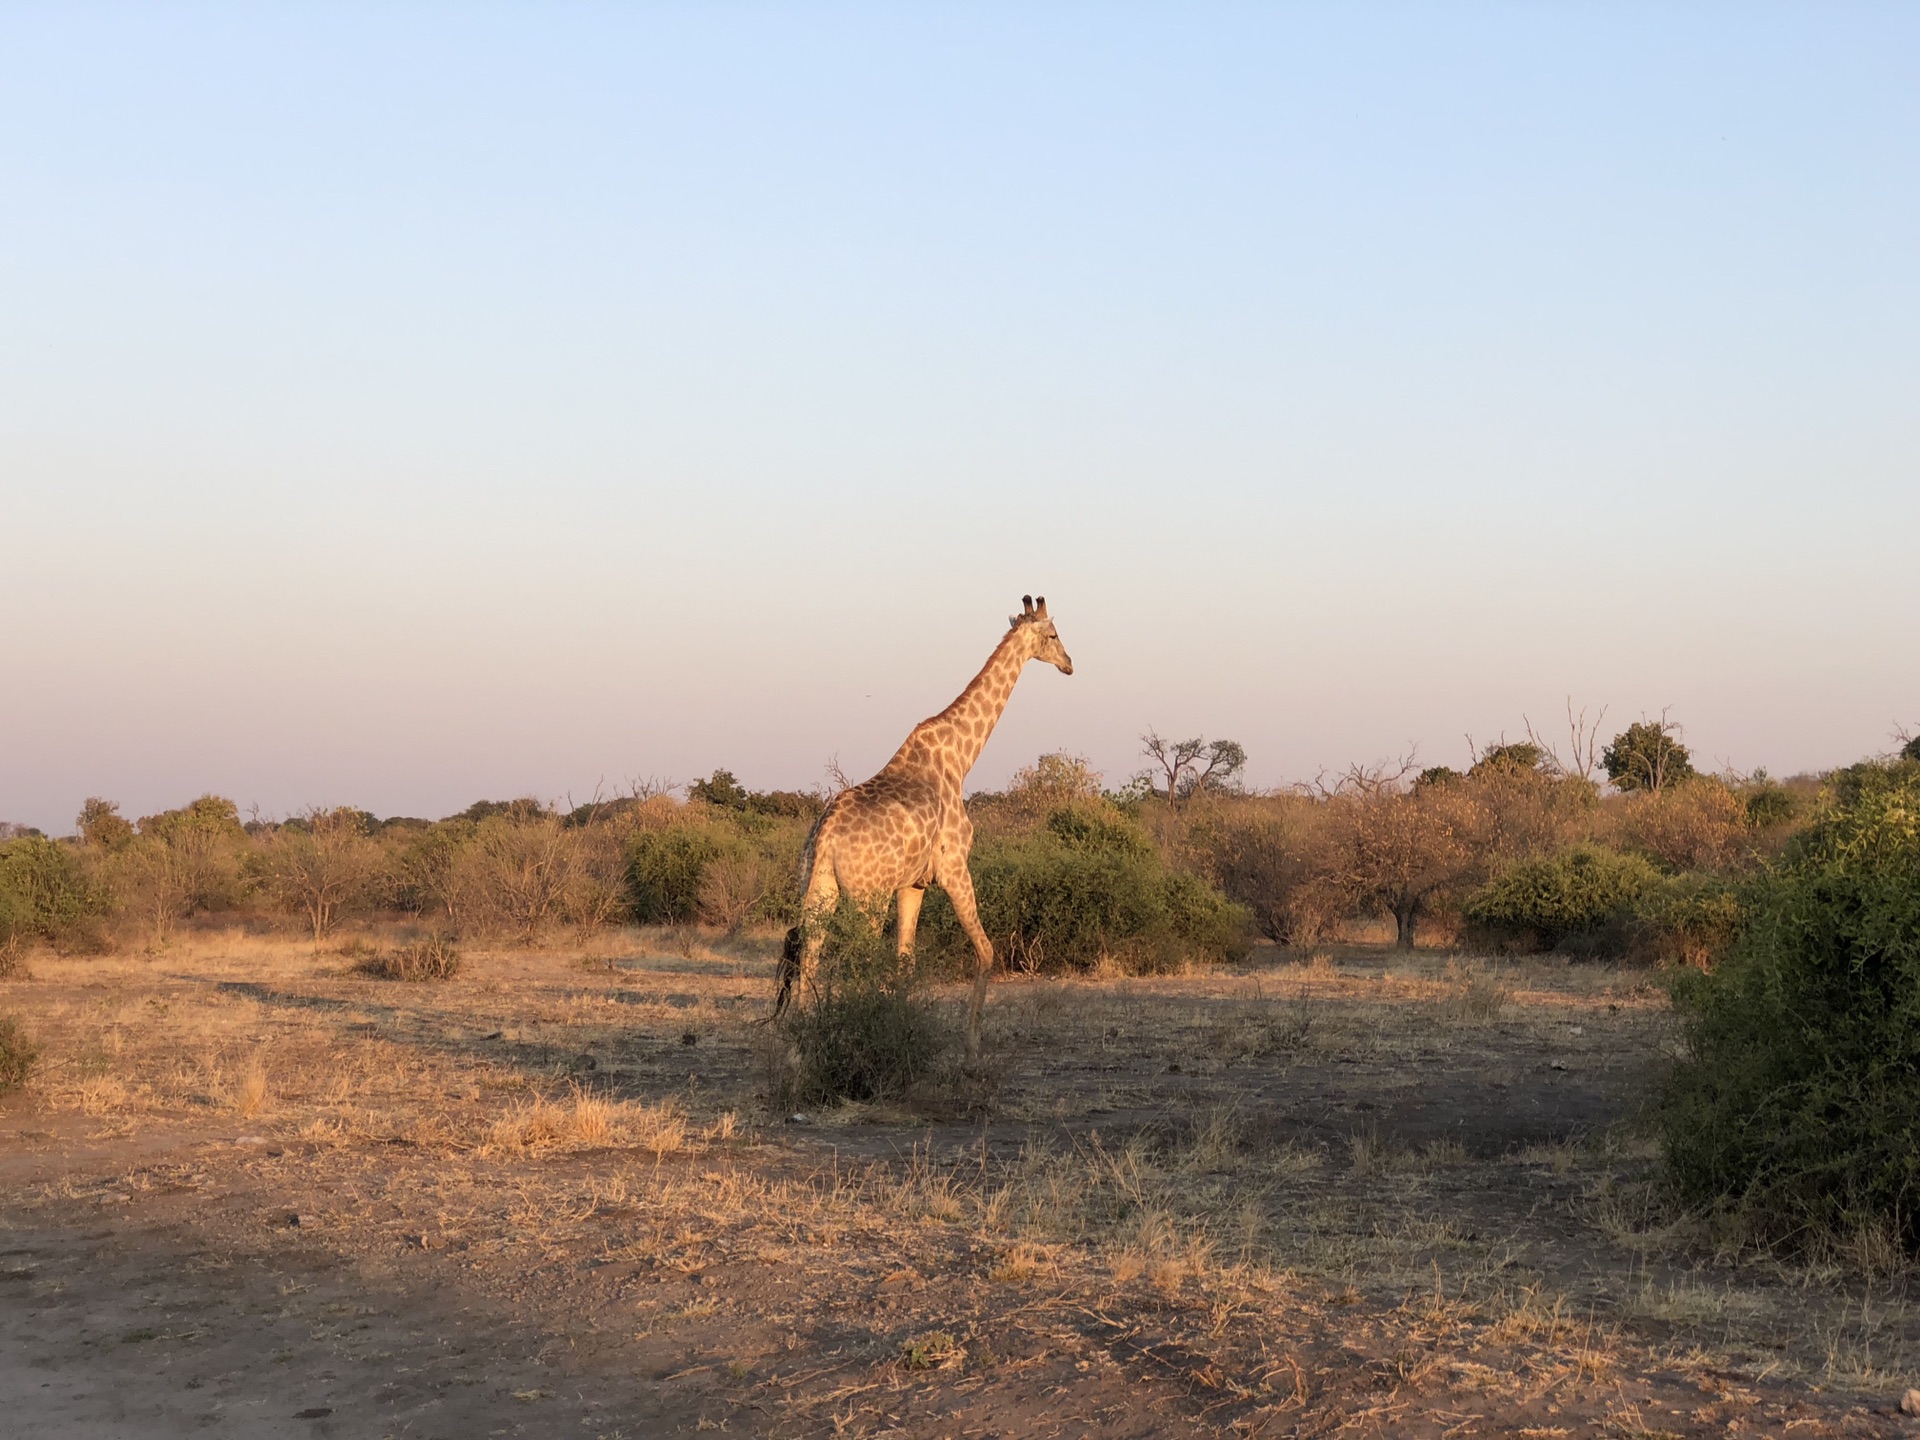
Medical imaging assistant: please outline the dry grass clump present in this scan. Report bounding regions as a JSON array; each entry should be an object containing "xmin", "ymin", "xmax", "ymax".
[
  {"xmin": 356, "ymin": 935, "xmax": 461, "ymax": 982},
  {"xmin": 0, "ymin": 1014, "xmax": 37, "ymax": 1093},
  {"xmin": 488, "ymin": 1086, "xmax": 690, "ymax": 1158},
  {"xmin": 234, "ymin": 1056, "xmax": 271, "ymax": 1117},
  {"xmin": 1440, "ymin": 961, "xmax": 1512, "ymax": 1021}
]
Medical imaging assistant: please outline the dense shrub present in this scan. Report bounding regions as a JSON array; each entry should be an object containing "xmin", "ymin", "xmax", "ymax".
[
  {"xmin": 0, "ymin": 1015, "xmax": 36, "ymax": 1093},
  {"xmin": 1194, "ymin": 801, "xmax": 1343, "ymax": 944},
  {"xmin": 1630, "ymin": 872, "xmax": 1742, "ymax": 968},
  {"xmin": 1615, "ymin": 780, "xmax": 1749, "ymax": 873},
  {"xmin": 923, "ymin": 803, "xmax": 1249, "ymax": 973},
  {"xmin": 627, "ymin": 823, "xmax": 747, "ymax": 924},
  {"xmin": 772, "ymin": 899, "xmax": 955, "ymax": 1108},
  {"xmin": 0, "ymin": 837, "xmax": 110, "ymax": 951},
  {"xmin": 1660, "ymin": 759, "xmax": 1920, "ymax": 1249},
  {"xmin": 1461, "ymin": 844, "xmax": 1659, "ymax": 954},
  {"xmin": 357, "ymin": 935, "xmax": 461, "ymax": 981},
  {"xmin": 116, "ymin": 795, "xmax": 251, "ymax": 940}
]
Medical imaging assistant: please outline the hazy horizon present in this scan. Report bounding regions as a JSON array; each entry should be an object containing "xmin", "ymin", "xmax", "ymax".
[{"xmin": 5, "ymin": 6, "xmax": 1916, "ymax": 835}]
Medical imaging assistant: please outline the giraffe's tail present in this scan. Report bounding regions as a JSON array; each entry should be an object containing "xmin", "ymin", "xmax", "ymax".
[{"xmin": 773, "ymin": 925, "xmax": 803, "ymax": 1017}]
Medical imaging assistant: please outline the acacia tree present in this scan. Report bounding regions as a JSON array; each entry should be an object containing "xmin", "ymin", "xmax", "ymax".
[{"xmin": 1141, "ymin": 731, "xmax": 1247, "ymax": 812}]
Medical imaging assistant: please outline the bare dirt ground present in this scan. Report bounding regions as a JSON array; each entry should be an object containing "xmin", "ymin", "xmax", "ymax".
[{"xmin": 4, "ymin": 926, "xmax": 1917, "ymax": 1438}]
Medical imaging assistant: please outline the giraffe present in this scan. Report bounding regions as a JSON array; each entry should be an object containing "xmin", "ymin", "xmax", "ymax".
[{"xmin": 774, "ymin": 595, "xmax": 1074, "ymax": 1053}]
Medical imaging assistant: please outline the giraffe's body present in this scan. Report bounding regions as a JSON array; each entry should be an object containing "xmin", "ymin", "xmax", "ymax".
[{"xmin": 775, "ymin": 597, "xmax": 1073, "ymax": 1051}]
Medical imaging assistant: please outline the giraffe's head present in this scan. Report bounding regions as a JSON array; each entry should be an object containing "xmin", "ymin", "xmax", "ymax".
[{"xmin": 1010, "ymin": 595, "xmax": 1074, "ymax": 675}]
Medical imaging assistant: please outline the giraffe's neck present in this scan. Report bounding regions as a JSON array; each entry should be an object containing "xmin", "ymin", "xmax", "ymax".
[{"xmin": 897, "ymin": 630, "xmax": 1030, "ymax": 782}]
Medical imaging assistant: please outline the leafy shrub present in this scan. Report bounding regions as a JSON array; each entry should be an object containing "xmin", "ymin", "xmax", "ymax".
[
  {"xmin": 627, "ymin": 824, "xmax": 746, "ymax": 924},
  {"xmin": 0, "ymin": 837, "xmax": 110, "ymax": 951},
  {"xmin": 0, "ymin": 1015, "xmax": 38, "ymax": 1092},
  {"xmin": 772, "ymin": 899, "xmax": 955, "ymax": 1108},
  {"xmin": 1744, "ymin": 781, "xmax": 1796, "ymax": 830},
  {"xmin": 1461, "ymin": 844, "xmax": 1659, "ymax": 954},
  {"xmin": 1630, "ymin": 872, "xmax": 1742, "ymax": 968},
  {"xmin": 357, "ymin": 935, "xmax": 461, "ymax": 981},
  {"xmin": 1659, "ymin": 758, "xmax": 1920, "ymax": 1250},
  {"xmin": 922, "ymin": 803, "xmax": 1250, "ymax": 973}
]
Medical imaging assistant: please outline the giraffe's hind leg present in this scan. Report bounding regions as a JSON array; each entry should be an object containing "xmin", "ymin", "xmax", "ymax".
[{"xmin": 894, "ymin": 885, "xmax": 925, "ymax": 988}]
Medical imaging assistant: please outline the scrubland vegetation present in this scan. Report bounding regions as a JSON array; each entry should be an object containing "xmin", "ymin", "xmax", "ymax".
[{"xmin": 4, "ymin": 721, "xmax": 1920, "ymax": 1434}]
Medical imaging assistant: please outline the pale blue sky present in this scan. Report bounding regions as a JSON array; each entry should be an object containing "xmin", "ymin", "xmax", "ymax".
[{"xmin": 3, "ymin": 5, "xmax": 1916, "ymax": 831}]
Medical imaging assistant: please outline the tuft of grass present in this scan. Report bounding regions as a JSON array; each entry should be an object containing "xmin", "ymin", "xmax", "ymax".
[
  {"xmin": 356, "ymin": 936, "xmax": 460, "ymax": 982},
  {"xmin": 235, "ymin": 1057, "xmax": 270, "ymax": 1117},
  {"xmin": 0, "ymin": 1014, "xmax": 37, "ymax": 1094},
  {"xmin": 489, "ymin": 1086, "xmax": 687, "ymax": 1156},
  {"xmin": 1441, "ymin": 962, "xmax": 1513, "ymax": 1022}
]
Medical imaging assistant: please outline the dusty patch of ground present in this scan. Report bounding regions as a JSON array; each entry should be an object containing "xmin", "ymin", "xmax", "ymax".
[{"xmin": 3, "ymin": 928, "xmax": 1916, "ymax": 1437}]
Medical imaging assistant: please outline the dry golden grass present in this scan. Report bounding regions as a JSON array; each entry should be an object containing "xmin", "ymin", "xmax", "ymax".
[{"xmin": 0, "ymin": 922, "xmax": 1912, "ymax": 1432}]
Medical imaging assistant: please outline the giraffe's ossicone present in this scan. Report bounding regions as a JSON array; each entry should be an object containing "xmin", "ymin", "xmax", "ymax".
[{"xmin": 774, "ymin": 596, "xmax": 1074, "ymax": 1054}]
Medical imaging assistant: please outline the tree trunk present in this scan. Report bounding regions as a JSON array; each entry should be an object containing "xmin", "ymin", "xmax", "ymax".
[{"xmin": 1394, "ymin": 901, "xmax": 1418, "ymax": 950}]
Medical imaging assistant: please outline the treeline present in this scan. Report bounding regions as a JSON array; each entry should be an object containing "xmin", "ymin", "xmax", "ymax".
[
  {"xmin": 3, "ymin": 722, "xmax": 1912, "ymax": 977},
  {"xmin": 1182, "ymin": 722, "xmax": 1827, "ymax": 965}
]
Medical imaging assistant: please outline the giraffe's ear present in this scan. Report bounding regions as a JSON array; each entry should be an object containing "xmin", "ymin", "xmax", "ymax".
[{"xmin": 1035, "ymin": 596, "xmax": 1048, "ymax": 617}]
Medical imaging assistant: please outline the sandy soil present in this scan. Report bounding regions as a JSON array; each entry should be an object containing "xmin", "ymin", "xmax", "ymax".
[{"xmin": 3, "ymin": 929, "xmax": 1916, "ymax": 1438}]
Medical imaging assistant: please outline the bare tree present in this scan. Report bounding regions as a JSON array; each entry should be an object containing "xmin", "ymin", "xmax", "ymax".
[{"xmin": 1521, "ymin": 700, "xmax": 1609, "ymax": 782}]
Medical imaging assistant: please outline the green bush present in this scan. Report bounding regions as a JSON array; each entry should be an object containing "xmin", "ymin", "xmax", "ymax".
[
  {"xmin": 1659, "ymin": 759, "xmax": 1920, "ymax": 1250},
  {"xmin": 1461, "ymin": 844, "xmax": 1660, "ymax": 954},
  {"xmin": 0, "ymin": 837, "xmax": 109, "ymax": 951},
  {"xmin": 922, "ymin": 803, "xmax": 1250, "ymax": 973},
  {"xmin": 1630, "ymin": 872, "xmax": 1743, "ymax": 967},
  {"xmin": 773, "ymin": 899, "xmax": 955, "ymax": 1108},
  {"xmin": 0, "ymin": 1015, "xmax": 37, "ymax": 1093},
  {"xmin": 626, "ymin": 824, "xmax": 745, "ymax": 924}
]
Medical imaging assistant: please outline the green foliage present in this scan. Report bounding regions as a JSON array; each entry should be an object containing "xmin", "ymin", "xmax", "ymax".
[
  {"xmin": 445, "ymin": 798, "xmax": 546, "ymax": 825},
  {"xmin": 1630, "ymin": 872, "xmax": 1743, "ymax": 967},
  {"xmin": 1902, "ymin": 735, "xmax": 1920, "ymax": 764},
  {"xmin": 774, "ymin": 899, "xmax": 955, "ymax": 1108},
  {"xmin": 1461, "ymin": 844, "xmax": 1660, "ymax": 953},
  {"xmin": 1603, "ymin": 720, "xmax": 1696, "ymax": 792},
  {"xmin": 1659, "ymin": 759, "xmax": 1920, "ymax": 1249},
  {"xmin": 1471, "ymin": 742, "xmax": 1545, "ymax": 775},
  {"xmin": 626, "ymin": 823, "xmax": 746, "ymax": 924},
  {"xmin": 687, "ymin": 770, "xmax": 824, "ymax": 821},
  {"xmin": 0, "ymin": 837, "xmax": 109, "ymax": 950},
  {"xmin": 1743, "ymin": 781, "xmax": 1796, "ymax": 830},
  {"xmin": 688, "ymin": 769, "xmax": 751, "ymax": 809},
  {"xmin": 0, "ymin": 1015, "xmax": 37, "ymax": 1093},
  {"xmin": 924, "ymin": 803, "xmax": 1250, "ymax": 973}
]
